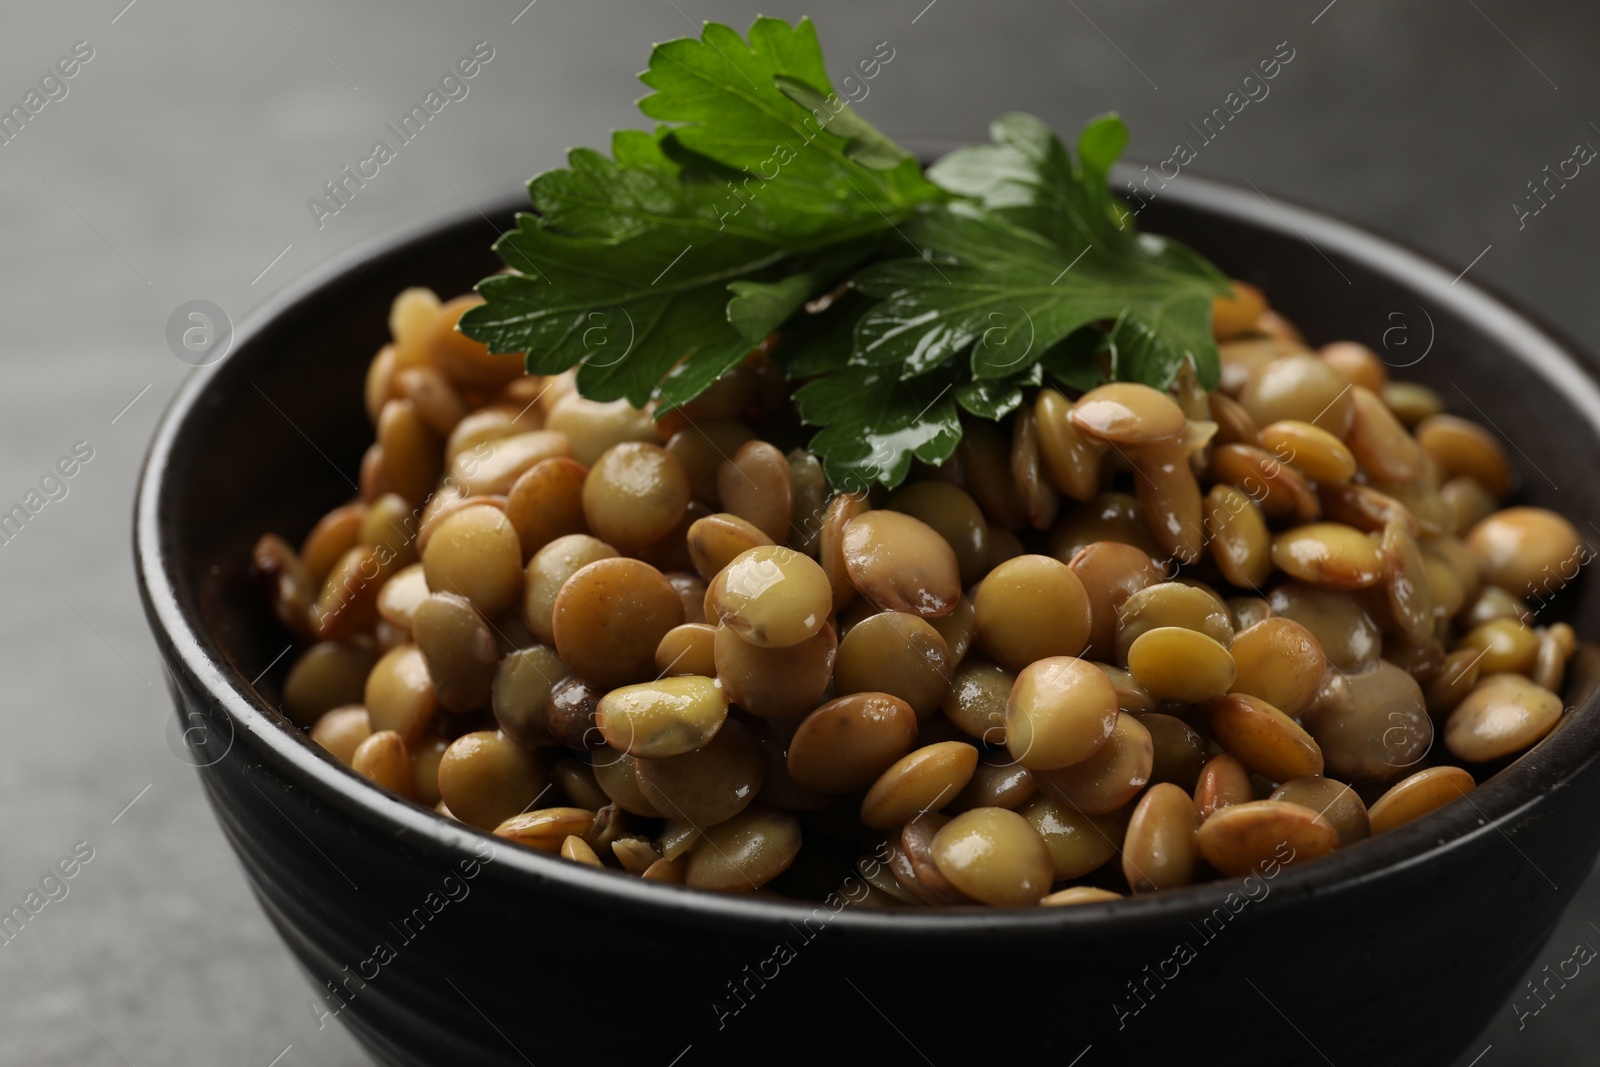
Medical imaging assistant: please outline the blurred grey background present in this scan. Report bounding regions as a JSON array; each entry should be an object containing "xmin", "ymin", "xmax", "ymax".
[{"xmin": 2, "ymin": 0, "xmax": 1597, "ymax": 1063}]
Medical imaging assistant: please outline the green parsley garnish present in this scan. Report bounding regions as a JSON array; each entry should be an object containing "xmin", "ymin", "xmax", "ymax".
[{"xmin": 461, "ymin": 16, "xmax": 1228, "ymax": 491}]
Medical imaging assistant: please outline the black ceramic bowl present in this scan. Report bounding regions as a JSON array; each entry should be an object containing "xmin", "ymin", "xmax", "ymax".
[{"xmin": 137, "ymin": 170, "xmax": 1600, "ymax": 1067}]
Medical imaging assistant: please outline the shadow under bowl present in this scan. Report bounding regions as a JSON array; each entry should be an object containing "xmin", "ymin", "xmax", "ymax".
[{"xmin": 136, "ymin": 169, "xmax": 1600, "ymax": 1067}]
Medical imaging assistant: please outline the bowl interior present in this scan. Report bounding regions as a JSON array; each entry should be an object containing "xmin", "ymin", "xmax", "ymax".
[{"xmin": 137, "ymin": 172, "xmax": 1600, "ymax": 932}]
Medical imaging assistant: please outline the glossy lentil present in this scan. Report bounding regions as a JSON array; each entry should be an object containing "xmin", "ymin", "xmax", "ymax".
[{"xmin": 258, "ymin": 281, "xmax": 1592, "ymax": 910}]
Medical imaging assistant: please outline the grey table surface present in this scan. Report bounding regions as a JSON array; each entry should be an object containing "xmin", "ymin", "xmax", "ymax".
[{"xmin": 3, "ymin": 1, "xmax": 1598, "ymax": 1063}]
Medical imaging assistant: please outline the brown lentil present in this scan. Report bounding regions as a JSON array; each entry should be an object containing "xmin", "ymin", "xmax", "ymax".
[
  {"xmin": 352, "ymin": 730, "xmax": 413, "ymax": 796},
  {"xmin": 717, "ymin": 440, "xmax": 794, "ymax": 543},
  {"xmin": 950, "ymin": 758, "xmax": 1037, "ymax": 813},
  {"xmin": 1041, "ymin": 886, "xmax": 1124, "ymax": 906},
  {"xmin": 1205, "ymin": 484, "xmax": 1273, "ymax": 590},
  {"xmin": 412, "ymin": 592, "xmax": 498, "ymax": 713},
  {"xmin": 1212, "ymin": 281, "xmax": 1268, "ymax": 340},
  {"xmin": 1467, "ymin": 507, "xmax": 1586, "ymax": 598},
  {"xmin": 975, "ymin": 555, "xmax": 1093, "ymax": 670},
  {"xmin": 592, "ymin": 749, "xmax": 662, "ymax": 817},
  {"xmin": 1209, "ymin": 443, "xmax": 1320, "ymax": 523},
  {"xmin": 1005, "ymin": 656, "xmax": 1120, "ymax": 770},
  {"xmin": 1068, "ymin": 540, "xmax": 1162, "ymax": 662},
  {"xmin": 1070, "ymin": 383, "xmax": 1187, "ymax": 447},
  {"xmin": 1457, "ymin": 618, "xmax": 1540, "ymax": 675},
  {"xmin": 1131, "ymin": 444, "xmax": 1204, "ymax": 564},
  {"xmin": 1122, "ymin": 782, "xmax": 1200, "ymax": 893},
  {"xmin": 1442, "ymin": 476, "xmax": 1499, "ymax": 538},
  {"xmin": 634, "ymin": 718, "xmax": 764, "ymax": 826},
  {"xmin": 436, "ymin": 730, "xmax": 546, "ymax": 831},
  {"xmin": 842, "ymin": 510, "xmax": 962, "ymax": 618},
  {"xmin": 1228, "ymin": 617, "xmax": 1327, "ymax": 715},
  {"xmin": 930, "ymin": 807, "xmax": 1054, "ymax": 907},
  {"xmin": 1194, "ymin": 753, "xmax": 1253, "ymax": 820},
  {"xmin": 655, "ymin": 623, "xmax": 718, "ymax": 678},
  {"xmin": 1126, "ymin": 627, "xmax": 1236, "ymax": 704},
  {"xmin": 1416, "ymin": 414, "xmax": 1512, "ymax": 498},
  {"xmin": 860, "ymin": 742, "xmax": 980, "ymax": 829},
  {"xmin": 364, "ymin": 644, "xmax": 438, "ymax": 743},
  {"xmin": 1269, "ymin": 776, "xmax": 1369, "ymax": 846},
  {"xmin": 1114, "ymin": 581, "xmax": 1233, "ymax": 665},
  {"xmin": 888, "ymin": 481, "xmax": 990, "ymax": 585},
  {"xmin": 834, "ymin": 612, "xmax": 953, "ymax": 720},
  {"xmin": 1239, "ymin": 353, "xmax": 1354, "ymax": 436},
  {"xmin": 284, "ymin": 641, "xmax": 377, "ymax": 727},
  {"xmin": 1196, "ymin": 799, "xmax": 1339, "ymax": 876},
  {"xmin": 423, "ymin": 504, "xmax": 524, "ymax": 618},
  {"xmin": 561, "ymin": 835, "xmax": 603, "ymax": 867},
  {"xmin": 1271, "ymin": 523, "xmax": 1384, "ymax": 590},
  {"xmin": 579, "ymin": 442, "xmax": 690, "ymax": 552},
  {"xmin": 1010, "ymin": 402, "xmax": 1061, "ymax": 531},
  {"xmin": 595, "ymin": 676, "xmax": 728, "ymax": 759},
  {"xmin": 713, "ymin": 621, "xmax": 836, "ymax": 719},
  {"xmin": 552, "ymin": 557, "xmax": 683, "ymax": 688},
  {"xmin": 262, "ymin": 280, "xmax": 1593, "ymax": 911},
  {"xmin": 665, "ymin": 421, "xmax": 756, "ymax": 506},
  {"xmin": 1367, "ymin": 766, "xmax": 1475, "ymax": 835},
  {"xmin": 1140, "ymin": 712, "xmax": 1208, "ymax": 791},
  {"xmin": 495, "ymin": 808, "xmax": 597, "ymax": 853},
  {"xmin": 941, "ymin": 661, "xmax": 1015, "ymax": 743},
  {"xmin": 1301, "ymin": 661, "xmax": 1432, "ymax": 781},
  {"xmin": 684, "ymin": 806, "xmax": 801, "ymax": 891},
  {"xmin": 787, "ymin": 692, "xmax": 919, "ymax": 793},
  {"xmin": 709, "ymin": 545, "xmax": 831, "ymax": 648},
  {"xmin": 1318, "ymin": 341, "xmax": 1387, "ymax": 393},
  {"xmin": 1021, "ymin": 794, "xmax": 1121, "ymax": 880},
  {"xmin": 502, "ymin": 457, "xmax": 589, "ymax": 560},
  {"xmin": 1444, "ymin": 672, "xmax": 1564, "ymax": 763},
  {"xmin": 490, "ymin": 644, "xmax": 567, "ymax": 748},
  {"xmin": 1208, "ymin": 693, "xmax": 1324, "ymax": 781},
  {"xmin": 1034, "ymin": 388, "xmax": 1106, "ymax": 502},
  {"xmin": 1033, "ymin": 712, "xmax": 1153, "ymax": 814},
  {"xmin": 311, "ymin": 706, "xmax": 372, "ymax": 766}
]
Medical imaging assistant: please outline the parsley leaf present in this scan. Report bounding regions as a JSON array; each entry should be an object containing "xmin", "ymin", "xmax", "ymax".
[
  {"xmin": 954, "ymin": 363, "xmax": 1042, "ymax": 421},
  {"xmin": 929, "ymin": 111, "xmax": 1130, "ymax": 252},
  {"xmin": 637, "ymin": 18, "xmax": 934, "ymax": 215},
  {"xmin": 793, "ymin": 364, "xmax": 962, "ymax": 490},
  {"xmin": 857, "ymin": 116, "xmax": 1228, "ymax": 392},
  {"xmin": 460, "ymin": 18, "xmax": 1235, "ymax": 492},
  {"xmin": 460, "ymin": 19, "xmax": 941, "ymax": 412},
  {"xmin": 851, "ymin": 200, "xmax": 1225, "ymax": 390}
]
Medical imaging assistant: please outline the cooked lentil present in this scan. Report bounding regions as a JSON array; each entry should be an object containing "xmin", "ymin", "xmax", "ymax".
[{"xmin": 262, "ymin": 282, "xmax": 1590, "ymax": 906}]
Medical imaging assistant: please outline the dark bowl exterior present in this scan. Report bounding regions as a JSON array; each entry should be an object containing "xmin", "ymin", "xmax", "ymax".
[{"xmin": 137, "ymin": 170, "xmax": 1600, "ymax": 1067}]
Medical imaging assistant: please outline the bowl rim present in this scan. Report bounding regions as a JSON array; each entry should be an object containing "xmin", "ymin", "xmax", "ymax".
[{"xmin": 135, "ymin": 166, "xmax": 1600, "ymax": 937}]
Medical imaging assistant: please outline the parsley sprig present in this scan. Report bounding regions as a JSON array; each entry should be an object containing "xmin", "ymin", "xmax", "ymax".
[{"xmin": 461, "ymin": 16, "xmax": 1228, "ymax": 491}]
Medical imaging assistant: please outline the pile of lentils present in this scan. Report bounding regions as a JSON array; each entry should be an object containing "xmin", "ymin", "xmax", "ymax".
[{"xmin": 251, "ymin": 282, "xmax": 1588, "ymax": 907}]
